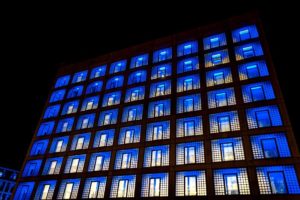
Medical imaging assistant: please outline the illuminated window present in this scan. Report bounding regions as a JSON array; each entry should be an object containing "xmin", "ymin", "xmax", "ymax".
[
  {"xmin": 35, "ymin": 180, "xmax": 56, "ymax": 200},
  {"xmin": 203, "ymin": 33, "xmax": 227, "ymax": 50},
  {"xmin": 246, "ymin": 106, "xmax": 282, "ymax": 129},
  {"xmin": 177, "ymin": 41, "xmax": 198, "ymax": 56},
  {"xmin": 238, "ymin": 60, "xmax": 269, "ymax": 80},
  {"xmin": 150, "ymin": 80, "xmax": 171, "ymax": 98},
  {"xmin": 210, "ymin": 111, "xmax": 240, "ymax": 133},
  {"xmin": 98, "ymin": 109, "xmax": 118, "ymax": 126},
  {"xmin": 56, "ymin": 118, "xmax": 74, "ymax": 133},
  {"xmin": 81, "ymin": 96, "xmax": 99, "ymax": 111},
  {"xmin": 102, "ymin": 91, "xmax": 121, "ymax": 107},
  {"xmin": 235, "ymin": 42, "xmax": 263, "ymax": 61},
  {"xmin": 232, "ymin": 25, "xmax": 259, "ymax": 43},
  {"xmin": 67, "ymin": 85, "xmax": 83, "ymax": 98},
  {"xmin": 177, "ymin": 142, "xmax": 204, "ymax": 165},
  {"xmin": 257, "ymin": 165, "xmax": 300, "ymax": 194},
  {"xmin": 115, "ymin": 149, "xmax": 138, "ymax": 169},
  {"xmin": 151, "ymin": 63, "xmax": 172, "ymax": 79},
  {"xmin": 176, "ymin": 171, "xmax": 206, "ymax": 196},
  {"xmin": 42, "ymin": 157, "xmax": 63, "ymax": 175},
  {"xmin": 86, "ymin": 81, "xmax": 102, "ymax": 94},
  {"xmin": 148, "ymin": 99, "xmax": 170, "ymax": 118},
  {"xmin": 82, "ymin": 177, "xmax": 106, "ymax": 199},
  {"xmin": 144, "ymin": 145, "xmax": 169, "ymax": 167},
  {"xmin": 153, "ymin": 48, "xmax": 172, "ymax": 63},
  {"xmin": 93, "ymin": 129, "xmax": 114, "ymax": 148},
  {"xmin": 212, "ymin": 137, "xmax": 245, "ymax": 162},
  {"xmin": 118, "ymin": 125, "xmax": 141, "ymax": 145},
  {"xmin": 71, "ymin": 133, "xmax": 90, "ymax": 151},
  {"xmin": 30, "ymin": 139, "xmax": 48, "ymax": 156},
  {"xmin": 208, "ymin": 87, "xmax": 236, "ymax": 108},
  {"xmin": 22, "ymin": 160, "xmax": 42, "ymax": 177},
  {"xmin": 57, "ymin": 179, "xmax": 80, "ymax": 199},
  {"xmin": 128, "ymin": 70, "xmax": 147, "ymax": 85},
  {"xmin": 61, "ymin": 100, "xmax": 79, "ymax": 115},
  {"xmin": 206, "ymin": 67, "xmax": 233, "ymax": 87},
  {"xmin": 90, "ymin": 65, "xmax": 106, "ymax": 79},
  {"xmin": 177, "ymin": 74, "xmax": 200, "ymax": 92},
  {"xmin": 242, "ymin": 81, "xmax": 275, "ymax": 103},
  {"xmin": 122, "ymin": 105, "xmax": 143, "ymax": 122},
  {"xmin": 106, "ymin": 76, "xmax": 124, "ymax": 89},
  {"xmin": 37, "ymin": 121, "xmax": 55, "ymax": 136},
  {"xmin": 64, "ymin": 155, "xmax": 86, "ymax": 174},
  {"xmin": 130, "ymin": 54, "xmax": 148, "ymax": 68},
  {"xmin": 205, "ymin": 49, "xmax": 229, "ymax": 68},
  {"xmin": 50, "ymin": 89, "xmax": 65, "ymax": 103},
  {"xmin": 141, "ymin": 173, "xmax": 168, "ymax": 197},
  {"xmin": 55, "ymin": 75, "xmax": 70, "ymax": 88},
  {"xmin": 177, "ymin": 94, "xmax": 201, "ymax": 113},
  {"xmin": 214, "ymin": 168, "xmax": 250, "ymax": 195},
  {"xmin": 14, "ymin": 182, "xmax": 35, "ymax": 200},
  {"xmin": 88, "ymin": 152, "xmax": 111, "ymax": 171},
  {"xmin": 44, "ymin": 105, "xmax": 60, "ymax": 119},
  {"xmin": 177, "ymin": 57, "xmax": 199, "ymax": 74},
  {"xmin": 146, "ymin": 121, "xmax": 170, "ymax": 141},
  {"xmin": 177, "ymin": 116, "xmax": 203, "ymax": 138},
  {"xmin": 125, "ymin": 86, "xmax": 145, "ymax": 102},
  {"xmin": 72, "ymin": 70, "xmax": 88, "ymax": 83},
  {"xmin": 76, "ymin": 114, "xmax": 95, "ymax": 130},
  {"xmin": 110, "ymin": 60, "xmax": 126, "ymax": 74}
]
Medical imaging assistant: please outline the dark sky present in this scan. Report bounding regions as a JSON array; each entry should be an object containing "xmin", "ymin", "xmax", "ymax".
[{"xmin": 1, "ymin": 2, "xmax": 299, "ymax": 170}]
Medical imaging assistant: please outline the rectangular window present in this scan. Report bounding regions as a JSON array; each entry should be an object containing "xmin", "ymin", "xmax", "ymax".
[
  {"xmin": 151, "ymin": 150, "xmax": 162, "ymax": 167},
  {"xmin": 221, "ymin": 143, "xmax": 234, "ymax": 161},
  {"xmin": 124, "ymin": 130, "xmax": 134, "ymax": 144},
  {"xmin": 41, "ymin": 184, "xmax": 50, "ymax": 199},
  {"xmin": 86, "ymin": 101, "xmax": 94, "ymax": 110},
  {"xmin": 81, "ymin": 118, "xmax": 89, "ymax": 129},
  {"xmin": 48, "ymin": 161, "xmax": 57, "ymax": 175},
  {"xmin": 149, "ymin": 178, "xmax": 161, "ymax": 197},
  {"xmin": 242, "ymin": 46, "xmax": 255, "ymax": 58},
  {"xmin": 250, "ymin": 86, "xmax": 265, "ymax": 101},
  {"xmin": 158, "ymin": 66, "xmax": 166, "ymax": 78},
  {"xmin": 210, "ymin": 37, "xmax": 220, "ymax": 48},
  {"xmin": 156, "ymin": 84, "xmax": 165, "ymax": 96},
  {"xmin": 63, "ymin": 183, "xmax": 74, "ymax": 199},
  {"xmin": 184, "ymin": 98, "xmax": 194, "ymax": 112},
  {"xmin": 183, "ymin": 60, "xmax": 193, "ymax": 72},
  {"xmin": 215, "ymin": 92, "xmax": 227, "ymax": 107},
  {"xmin": 154, "ymin": 104, "xmax": 164, "ymax": 117},
  {"xmin": 255, "ymin": 110, "xmax": 271, "ymax": 128},
  {"xmin": 185, "ymin": 176, "xmax": 197, "ymax": 196},
  {"xmin": 121, "ymin": 153, "xmax": 131, "ymax": 169},
  {"xmin": 89, "ymin": 181, "xmax": 99, "ymax": 198},
  {"xmin": 212, "ymin": 53, "xmax": 222, "ymax": 65},
  {"xmin": 99, "ymin": 134, "xmax": 108, "ymax": 147},
  {"xmin": 224, "ymin": 174, "xmax": 239, "ymax": 195},
  {"xmin": 70, "ymin": 159, "xmax": 79, "ymax": 173},
  {"xmin": 184, "ymin": 78, "xmax": 193, "ymax": 91},
  {"xmin": 131, "ymin": 90, "xmax": 139, "ymax": 101},
  {"xmin": 239, "ymin": 29, "xmax": 250, "ymax": 40},
  {"xmin": 62, "ymin": 122, "xmax": 69, "ymax": 132},
  {"xmin": 55, "ymin": 140, "xmax": 63, "ymax": 152},
  {"xmin": 117, "ymin": 179, "xmax": 129, "ymax": 198},
  {"xmin": 75, "ymin": 137, "xmax": 84, "ymax": 150},
  {"xmin": 184, "ymin": 146, "xmax": 196, "ymax": 164},
  {"xmin": 184, "ymin": 121, "xmax": 195, "ymax": 136},
  {"xmin": 246, "ymin": 64, "xmax": 260, "ymax": 78},
  {"xmin": 261, "ymin": 139, "xmax": 279, "ymax": 158},
  {"xmin": 218, "ymin": 116, "xmax": 230, "ymax": 132},
  {"xmin": 127, "ymin": 109, "xmax": 137, "ymax": 121},
  {"xmin": 104, "ymin": 113, "xmax": 112, "ymax": 125},
  {"xmin": 94, "ymin": 156, "xmax": 103, "ymax": 171},
  {"xmin": 268, "ymin": 171, "xmax": 287, "ymax": 194},
  {"xmin": 213, "ymin": 72, "xmax": 225, "ymax": 85},
  {"xmin": 153, "ymin": 125, "xmax": 163, "ymax": 140}
]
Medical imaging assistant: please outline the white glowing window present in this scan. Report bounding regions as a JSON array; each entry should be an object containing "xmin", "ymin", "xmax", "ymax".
[
  {"xmin": 70, "ymin": 159, "xmax": 79, "ymax": 173},
  {"xmin": 185, "ymin": 176, "xmax": 197, "ymax": 196},
  {"xmin": 75, "ymin": 137, "xmax": 84, "ymax": 150},
  {"xmin": 48, "ymin": 161, "xmax": 57, "ymax": 175},
  {"xmin": 55, "ymin": 140, "xmax": 63, "ymax": 152},
  {"xmin": 88, "ymin": 181, "xmax": 99, "ymax": 198},
  {"xmin": 151, "ymin": 150, "xmax": 162, "ymax": 167},
  {"xmin": 94, "ymin": 156, "xmax": 103, "ymax": 171},
  {"xmin": 63, "ymin": 183, "xmax": 74, "ymax": 199},
  {"xmin": 121, "ymin": 153, "xmax": 131, "ymax": 169},
  {"xmin": 117, "ymin": 179, "xmax": 129, "ymax": 198},
  {"xmin": 149, "ymin": 178, "xmax": 161, "ymax": 197},
  {"xmin": 41, "ymin": 184, "xmax": 50, "ymax": 199}
]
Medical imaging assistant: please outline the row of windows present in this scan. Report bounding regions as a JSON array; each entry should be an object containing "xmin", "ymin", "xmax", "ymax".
[
  {"xmin": 55, "ymin": 40, "xmax": 264, "ymax": 91},
  {"xmin": 38, "ymin": 105, "xmax": 283, "ymax": 137},
  {"xmin": 25, "ymin": 133, "xmax": 291, "ymax": 178},
  {"xmin": 47, "ymin": 80, "xmax": 275, "ymax": 119},
  {"xmin": 50, "ymin": 59, "xmax": 270, "ymax": 104},
  {"xmin": 14, "ymin": 165, "xmax": 300, "ymax": 199}
]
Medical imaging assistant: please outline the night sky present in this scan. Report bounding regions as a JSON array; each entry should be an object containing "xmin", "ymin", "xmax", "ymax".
[{"xmin": 1, "ymin": 2, "xmax": 299, "ymax": 170}]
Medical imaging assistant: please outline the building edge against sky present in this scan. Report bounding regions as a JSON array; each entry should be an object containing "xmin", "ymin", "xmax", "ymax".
[{"xmin": 12, "ymin": 12, "xmax": 300, "ymax": 199}]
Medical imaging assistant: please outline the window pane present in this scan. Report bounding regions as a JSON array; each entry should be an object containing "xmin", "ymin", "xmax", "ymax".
[
  {"xmin": 185, "ymin": 176, "xmax": 197, "ymax": 196},
  {"xmin": 218, "ymin": 116, "xmax": 230, "ymax": 132},
  {"xmin": 117, "ymin": 180, "xmax": 128, "ymax": 198},
  {"xmin": 251, "ymin": 86, "xmax": 265, "ymax": 101},
  {"xmin": 256, "ymin": 110, "xmax": 271, "ymax": 128},
  {"xmin": 41, "ymin": 184, "xmax": 50, "ymax": 199},
  {"xmin": 149, "ymin": 178, "xmax": 160, "ymax": 197},
  {"xmin": 269, "ymin": 172, "xmax": 287, "ymax": 194},
  {"xmin": 221, "ymin": 143, "xmax": 234, "ymax": 161},
  {"xmin": 70, "ymin": 159, "xmax": 79, "ymax": 173},
  {"xmin": 94, "ymin": 156, "xmax": 103, "ymax": 171},
  {"xmin": 63, "ymin": 183, "xmax": 73, "ymax": 199},
  {"xmin": 89, "ymin": 181, "xmax": 99, "ymax": 198},
  {"xmin": 262, "ymin": 139, "xmax": 279, "ymax": 158},
  {"xmin": 224, "ymin": 174, "xmax": 239, "ymax": 195}
]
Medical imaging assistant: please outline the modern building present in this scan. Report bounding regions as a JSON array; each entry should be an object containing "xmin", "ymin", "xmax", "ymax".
[
  {"xmin": 0, "ymin": 167, "xmax": 18, "ymax": 200},
  {"xmin": 12, "ymin": 12, "xmax": 300, "ymax": 199}
]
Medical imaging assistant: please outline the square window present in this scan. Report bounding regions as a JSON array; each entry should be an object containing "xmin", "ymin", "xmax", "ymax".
[
  {"xmin": 212, "ymin": 54, "xmax": 222, "ymax": 65},
  {"xmin": 213, "ymin": 72, "xmax": 225, "ymax": 85},
  {"xmin": 239, "ymin": 29, "xmax": 250, "ymax": 41}
]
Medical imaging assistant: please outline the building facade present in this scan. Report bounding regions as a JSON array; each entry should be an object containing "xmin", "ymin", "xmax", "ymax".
[
  {"xmin": 12, "ymin": 13, "xmax": 300, "ymax": 199},
  {"xmin": 0, "ymin": 167, "xmax": 18, "ymax": 200}
]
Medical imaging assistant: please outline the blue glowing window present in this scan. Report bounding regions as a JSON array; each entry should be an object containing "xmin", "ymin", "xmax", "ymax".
[
  {"xmin": 205, "ymin": 49, "xmax": 229, "ymax": 68},
  {"xmin": 43, "ymin": 105, "xmax": 60, "ymax": 119},
  {"xmin": 72, "ymin": 70, "xmax": 88, "ymax": 83},
  {"xmin": 203, "ymin": 33, "xmax": 227, "ymax": 50},
  {"xmin": 71, "ymin": 133, "xmax": 91, "ymax": 151},
  {"xmin": 67, "ymin": 85, "xmax": 83, "ymax": 98},
  {"xmin": 88, "ymin": 152, "xmax": 111, "ymax": 172},
  {"xmin": 153, "ymin": 47, "xmax": 172, "ymax": 63},
  {"xmin": 125, "ymin": 86, "xmax": 145, "ymax": 102},
  {"xmin": 37, "ymin": 121, "xmax": 55, "ymax": 136},
  {"xmin": 177, "ymin": 41, "xmax": 198, "ymax": 57},
  {"xmin": 128, "ymin": 70, "xmax": 147, "ymax": 85},
  {"xmin": 42, "ymin": 157, "xmax": 63, "ymax": 175},
  {"xmin": 232, "ymin": 25, "xmax": 259, "ymax": 43},
  {"xmin": 64, "ymin": 154, "xmax": 86, "ymax": 173},
  {"xmin": 251, "ymin": 133, "xmax": 291, "ymax": 159},
  {"xmin": 122, "ymin": 104, "xmax": 143, "ymax": 122},
  {"xmin": 256, "ymin": 165, "xmax": 300, "ymax": 194},
  {"xmin": 49, "ymin": 136, "xmax": 69, "ymax": 153},
  {"xmin": 90, "ymin": 65, "xmax": 106, "ymax": 79},
  {"xmin": 115, "ymin": 148, "xmax": 139, "ymax": 169},
  {"xmin": 130, "ymin": 54, "xmax": 148, "ymax": 68},
  {"xmin": 81, "ymin": 96, "xmax": 99, "ymax": 111},
  {"xmin": 110, "ymin": 175, "xmax": 136, "ymax": 198},
  {"xmin": 56, "ymin": 117, "xmax": 74, "ymax": 133},
  {"xmin": 235, "ymin": 42, "xmax": 263, "ymax": 61},
  {"xmin": 61, "ymin": 100, "xmax": 79, "ymax": 115},
  {"xmin": 176, "ymin": 170, "xmax": 206, "ymax": 196},
  {"xmin": 208, "ymin": 87, "xmax": 236, "ymax": 109},
  {"xmin": 76, "ymin": 114, "xmax": 95, "ymax": 130},
  {"xmin": 246, "ymin": 106, "xmax": 282, "ymax": 129},
  {"xmin": 150, "ymin": 80, "xmax": 171, "ymax": 98},
  {"xmin": 206, "ymin": 67, "xmax": 232, "ymax": 87},
  {"xmin": 177, "ymin": 57, "xmax": 199, "ymax": 74},
  {"xmin": 176, "ymin": 116, "xmax": 203, "ymax": 137},
  {"xmin": 102, "ymin": 91, "xmax": 121, "ymax": 107},
  {"xmin": 93, "ymin": 129, "xmax": 114, "ymax": 148},
  {"xmin": 30, "ymin": 139, "xmax": 48, "ymax": 156},
  {"xmin": 242, "ymin": 81, "xmax": 275, "ymax": 103},
  {"xmin": 119, "ymin": 125, "xmax": 141, "ymax": 144},
  {"xmin": 215, "ymin": 93, "xmax": 227, "ymax": 107},
  {"xmin": 98, "ymin": 109, "xmax": 118, "ymax": 126},
  {"xmin": 141, "ymin": 173, "xmax": 169, "ymax": 197},
  {"xmin": 151, "ymin": 63, "xmax": 172, "ymax": 79},
  {"xmin": 86, "ymin": 81, "xmax": 103, "ymax": 94},
  {"xmin": 210, "ymin": 111, "xmax": 240, "ymax": 133},
  {"xmin": 144, "ymin": 145, "xmax": 169, "ymax": 167},
  {"xmin": 34, "ymin": 180, "xmax": 57, "ymax": 200},
  {"xmin": 146, "ymin": 121, "xmax": 170, "ymax": 141},
  {"xmin": 55, "ymin": 75, "xmax": 70, "ymax": 88},
  {"xmin": 82, "ymin": 177, "xmax": 107, "ymax": 199},
  {"xmin": 50, "ymin": 89, "xmax": 65, "ymax": 103},
  {"xmin": 106, "ymin": 76, "xmax": 124, "ymax": 89},
  {"xmin": 177, "ymin": 94, "xmax": 201, "ymax": 113},
  {"xmin": 250, "ymin": 86, "xmax": 264, "ymax": 101},
  {"xmin": 177, "ymin": 74, "xmax": 201, "ymax": 92},
  {"xmin": 148, "ymin": 99, "xmax": 170, "ymax": 118},
  {"xmin": 213, "ymin": 72, "xmax": 224, "ymax": 84},
  {"xmin": 176, "ymin": 141, "xmax": 204, "ymax": 165},
  {"xmin": 110, "ymin": 60, "xmax": 126, "ymax": 74},
  {"xmin": 238, "ymin": 61, "xmax": 269, "ymax": 80},
  {"xmin": 57, "ymin": 178, "xmax": 81, "ymax": 199},
  {"xmin": 14, "ymin": 182, "xmax": 35, "ymax": 200},
  {"xmin": 22, "ymin": 160, "xmax": 42, "ymax": 177}
]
